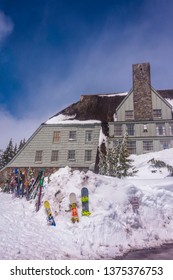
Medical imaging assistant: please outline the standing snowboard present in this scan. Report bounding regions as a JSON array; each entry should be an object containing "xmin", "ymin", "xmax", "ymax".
[
  {"xmin": 44, "ymin": 201, "xmax": 56, "ymax": 226},
  {"xmin": 69, "ymin": 193, "xmax": 79, "ymax": 223},
  {"xmin": 81, "ymin": 187, "xmax": 91, "ymax": 216}
]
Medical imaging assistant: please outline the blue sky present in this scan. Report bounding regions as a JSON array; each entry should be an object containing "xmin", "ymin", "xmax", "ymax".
[{"xmin": 0, "ymin": 0, "xmax": 173, "ymax": 149}]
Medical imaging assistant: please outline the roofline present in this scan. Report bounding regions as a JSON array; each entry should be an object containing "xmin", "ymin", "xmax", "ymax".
[
  {"xmin": 115, "ymin": 88, "xmax": 133, "ymax": 112},
  {"xmin": 115, "ymin": 86, "xmax": 172, "ymax": 113},
  {"xmin": 1, "ymin": 125, "xmax": 43, "ymax": 170},
  {"xmin": 151, "ymin": 86, "xmax": 172, "ymax": 109}
]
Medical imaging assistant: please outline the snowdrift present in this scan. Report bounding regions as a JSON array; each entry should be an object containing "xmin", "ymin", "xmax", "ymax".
[{"xmin": 1, "ymin": 148, "xmax": 173, "ymax": 259}]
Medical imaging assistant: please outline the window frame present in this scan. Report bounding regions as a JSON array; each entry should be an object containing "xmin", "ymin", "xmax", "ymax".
[
  {"xmin": 53, "ymin": 131, "xmax": 61, "ymax": 143},
  {"xmin": 143, "ymin": 140, "xmax": 153, "ymax": 152},
  {"xmin": 125, "ymin": 110, "xmax": 134, "ymax": 120},
  {"xmin": 126, "ymin": 123, "xmax": 135, "ymax": 136},
  {"xmin": 85, "ymin": 130, "xmax": 92, "ymax": 143},
  {"xmin": 169, "ymin": 124, "xmax": 173, "ymax": 135},
  {"xmin": 51, "ymin": 150, "xmax": 59, "ymax": 162},
  {"xmin": 114, "ymin": 124, "xmax": 123, "ymax": 136},
  {"xmin": 127, "ymin": 141, "xmax": 136, "ymax": 154},
  {"xmin": 156, "ymin": 123, "xmax": 166, "ymax": 136},
  {"xmin": 68, "ymin": 150, "xmax": 76, "ymax": 161},
  {"xmin": 84, "ymin": 150, "xmax": 92, "ymax": 162},
  {"xmin": 69, "ymin": 131, "xmax": 77, "ymax": 141},
  {"xmin": 153, "ymin": 109, "xmax": 162, "ymax": 119},
  {"xmin": 35, "ymin": 150, "xmax": 43, "ymax": 162},
  {"xmin": 160, "ymin": 140, "xmax": 170, "ymax": 150}
]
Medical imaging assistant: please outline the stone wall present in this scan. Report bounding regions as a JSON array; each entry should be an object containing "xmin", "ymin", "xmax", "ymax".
[{"xmin": 133, "ymin": 63, "xmax": 153, "ymax": 121}]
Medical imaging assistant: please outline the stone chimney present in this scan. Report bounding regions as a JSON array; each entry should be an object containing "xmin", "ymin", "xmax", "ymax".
[{"xmin": 133, "ymin": 63, "xmax": 153, "ymax": 121}]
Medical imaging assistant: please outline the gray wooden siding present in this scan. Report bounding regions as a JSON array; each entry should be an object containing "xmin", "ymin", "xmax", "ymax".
[
  {"xmin": 9, "ymin": 123, "xmax": 101, "ymax": 168},
  {"xmin": 109, "ymin": 121, "xmax": 173, "ymax": 154},
  {"xmin": 116, "ymin": 92, "xmax": 134, "ymax": 121},
  {"xmin": 116, "ymin": 90, "xmax": 172, "ymax": 121},
  {"xmin": 151, "ymin": 89, "xmax": 172, "ymax": 119},
  {"xmin": 110, "ymin": 122, "xmax": 173, "ymax": 138}
]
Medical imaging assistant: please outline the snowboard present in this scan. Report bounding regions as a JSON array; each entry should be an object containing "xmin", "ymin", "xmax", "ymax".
[
  {"xmin": 69, "ymin": 193, "xmax": 79, "ymax": 223},
  {"xmin": 81, "ymin": 187, "xmax": 91, "ymax": 216},
  {"xmin": 44, "ymin": 201, "xmax": 56, "ymax": 226}
]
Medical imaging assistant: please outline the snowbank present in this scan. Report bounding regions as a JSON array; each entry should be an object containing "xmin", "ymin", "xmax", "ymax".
[{"xmin": 1, "ymin": 148, "xmax": 173, "ymax": 259}]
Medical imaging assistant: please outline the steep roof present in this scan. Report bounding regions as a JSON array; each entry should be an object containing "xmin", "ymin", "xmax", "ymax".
[
  {"xmin": 46, "ymin": 90, "xmax": 173, "ymax": 123},
  {"xmin": 46, "ymin": 92, "xmax": 127, "ymax": 123}
]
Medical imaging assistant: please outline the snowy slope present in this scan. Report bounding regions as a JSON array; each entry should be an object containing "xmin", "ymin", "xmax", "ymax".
[{"xmin": 1, "ymin": 149, "xmax": 173, "ymax": 259}]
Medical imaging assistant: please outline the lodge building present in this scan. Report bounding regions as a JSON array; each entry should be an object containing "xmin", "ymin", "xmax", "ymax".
[{"xmin": 1, "ymin": 62, "xmax": 173, "ymax": 176}]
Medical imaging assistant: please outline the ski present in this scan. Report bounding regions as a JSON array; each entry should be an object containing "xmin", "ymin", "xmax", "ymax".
[
  {"xmin": 28, "ymin": 169, "xmax": 44, "ymax": 200},
  {"xmin": 36, "ymin": 174, "xmax": 44, "ymax": 212}
]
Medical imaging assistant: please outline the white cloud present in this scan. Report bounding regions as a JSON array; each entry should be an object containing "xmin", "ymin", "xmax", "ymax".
[
  {"xmin": 0, "ymin": 11, "xmax": 14, "ymax": 44},
  {"xmin": 0, "ymin": 106, "xmax": 44, "ymax": 150}
]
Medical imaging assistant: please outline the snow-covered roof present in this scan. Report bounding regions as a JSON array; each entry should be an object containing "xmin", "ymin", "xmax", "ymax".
[
  {"xmin": 45, "ymin": 114, "xmax": 101, "ymax": 125},
  {"xmin": 99, "ymin": 92, "xmax": 128, "ymax": 97},
  {"xmin": 166, "ymin": 98, "xmax": 173, "ymax": 111},
  {"xmin": 45, "ymin": 90, "xmax": 173, "ymax": 125},
  {"xmin": 45, "ymin": 93, "xmax": 126, "ymax": 124}
]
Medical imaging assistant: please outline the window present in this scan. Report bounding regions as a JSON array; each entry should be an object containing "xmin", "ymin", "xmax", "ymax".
[
  {"xmin": 51, "ymin": 150, "xmax": 59, "ymax": 162},
  {"xmin": 125, "ymin": 110, "xmax": 134, "ymax": 120},
  {"xmin": 156, "ymin": 124, "xmax": 165, "ymax": 136},
  {"xmin": 143, "ymin": 124, "xmax": 148, "ymax": 132},
  {"xmin": 53, "ymin": 131, "xmax": 60, "ymax": 143},
  {"xmin": 68, "ymin": 150, "xmax": 75, "ymax": 161},
  {"xmin": 114, "ymin": 124, "xmax": 123, "ymax": 136},
  {"xmin": 143, "ymin": 141, "xmax": 153, "ymax": 152},
  {"xmin": 127, "ymin": 141, "xmax": 136, "ymax": 154},
  {"xmin": 85, "ymin": 131, "xmax": 92, "ymax": 143},
  {"xmin": 153, "ymin": 109, "xmax": 162, "ymax": 118},
  {"xmin": 35, "ymin": 150, "xmax": 43, "ymax": 162},
  {"xmin": 160, "ymin": 140, "xmax": 170, "ymax": 150},
  {"xmin": 85, "ymin": 150, "xmax": 92, "ymax": 162},
  {"xmin": 169, "ymin": 124, "xmax": 173, "ymax": 135},
  {"xmin": 69, "ymin": 131, "xmax": 76, "ymax": 141},
  {"xmin": 126, "ymin": 124, "xmax": 135, "ymax": 136}
]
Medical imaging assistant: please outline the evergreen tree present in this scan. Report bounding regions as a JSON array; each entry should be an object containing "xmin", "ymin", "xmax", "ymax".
[
  {"xmin": 0, "ymin": 149, "xmax": 3, "ymax": 169},
  {"xmin": 116, "ymin": 133, "xmax": 137, "ymax": 178},
  {"xmin": 98, "ymin": 148, "xmax": 107, "ymax": 175},
  {"xmin": 106, "ymin": 147, "xmax": 117, "ymax": 176},
  {"xmin": 1, "ymin": 138, "xmax": 14, "ymax": 167},
  {"xmin": 14, "ymin": 143, "xmax": 18, "ymax": 155},
  {"xmin": 18, "ymin": 138, "xmax": 26, "ymax": 152},
  {"xmin": 113, "ymin": 140, "xmax": 121, "ymax": 177},
  {"xmin": 0, "ymin": 138, "xmax": 27, "ymax": 169}
]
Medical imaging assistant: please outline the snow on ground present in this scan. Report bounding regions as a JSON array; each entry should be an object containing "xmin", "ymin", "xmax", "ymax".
[{"xmin": 1, "ymin": 148, "xmax": 173, "ymax": 259}]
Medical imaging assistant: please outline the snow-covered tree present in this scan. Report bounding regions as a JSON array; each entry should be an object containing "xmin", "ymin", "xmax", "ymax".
[
  {"xmin": 106, "ymin": 147, "xmax": 117, "ymax": 176},
  {"xmin": 116, "ymin": 133, "xmax": 137, "ymax": 178},
  {"xmin": 98, "ymin": 148, "xmax": 107, "ymax": 175}
]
